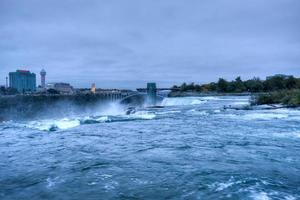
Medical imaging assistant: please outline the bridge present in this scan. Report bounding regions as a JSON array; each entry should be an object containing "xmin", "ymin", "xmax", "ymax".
[
  {"xmin": 118, "ymin": 83, "xmax": 170, "ymax": 106},
  {"xmin": 93, "ymin": 83, "xmax": 171, "ymax": 106}
]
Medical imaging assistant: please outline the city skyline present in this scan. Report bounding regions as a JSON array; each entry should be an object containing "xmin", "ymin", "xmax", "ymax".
[{"xmin": 0, "ymin": 0, "xmax": 300, "ymax": 88}]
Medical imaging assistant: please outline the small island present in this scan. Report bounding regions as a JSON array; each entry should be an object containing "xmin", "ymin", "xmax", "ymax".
[{"xmin": 169, "ymin": 74, "xmax": 300, "ymax": 107}]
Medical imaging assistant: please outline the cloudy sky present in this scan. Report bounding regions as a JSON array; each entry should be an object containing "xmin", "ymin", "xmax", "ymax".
[{"xmin": 0, "ymin": 0, "xmax": 299, "ymax": 88}]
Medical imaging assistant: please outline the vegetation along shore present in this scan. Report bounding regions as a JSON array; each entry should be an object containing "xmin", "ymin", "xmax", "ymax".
[{"xmin": 170, "ymin": 74, "xmax": 300, "ymax": 107}]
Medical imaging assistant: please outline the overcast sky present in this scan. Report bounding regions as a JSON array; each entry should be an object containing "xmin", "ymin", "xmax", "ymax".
[{"xmin": 0, "ymin": 0, "xmax": 299, "ymax": 88}]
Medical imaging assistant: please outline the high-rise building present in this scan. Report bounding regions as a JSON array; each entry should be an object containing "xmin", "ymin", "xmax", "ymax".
[
  {"xmin": 40, "ymin": 69, "xmax": 46, "ymax": 88},
  {"xmin": 9, "ymin": 70, "xmax": 36, "ymax": 92}
]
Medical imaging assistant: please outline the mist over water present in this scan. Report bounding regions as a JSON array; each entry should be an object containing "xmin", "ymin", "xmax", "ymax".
[{"xmin": 1, "ymin": 96, "xmax": 300, "ymax": 199}]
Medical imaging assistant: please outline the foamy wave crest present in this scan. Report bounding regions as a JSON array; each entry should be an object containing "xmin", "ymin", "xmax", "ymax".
[
  {"xmin": 187, "ymin": 109, "xmax": 209, "ymax": 116},
  {"xmin": 200, "ymin": 97, "xmax": 220, "ymax": 100},
  {"xmin": 251, "ymin": 192, "xmax": 271, "ymax": 200},
  {"xmin": 161, "ymin": 97, "xmax": 206, "ymax": 106},
  {"xmin": 130, "ymin": 111, "xmax": 156, "ymax": 120},
  {"xmin": 26, "ymin": 118, "xmax": 81, "ymax": 131},
  {"xmin": 23, "ymin": 111, "xmax": 156, "ymax": 131},
  {"xmin": 243, "ymin": 113, "xmax": 288, "ymax": 120}
]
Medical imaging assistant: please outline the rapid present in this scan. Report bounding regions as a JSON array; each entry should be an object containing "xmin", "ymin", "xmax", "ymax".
[{"xmin": 0, "ymin": 96, "xmax": 299, "ymax": 199}]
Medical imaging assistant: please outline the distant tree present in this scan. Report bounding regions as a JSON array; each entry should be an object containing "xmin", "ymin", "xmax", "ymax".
[
  {"xmin": 285, "ymin": 76, "xmax": 297, "ymax": 89},
  {"xmin": 185, "ymin": 83, "xmax": 195, "ymax": 91},
  {"xmin": 171, "ymin": 85, "xmax": 179, "ymax": 91},
  {"xmin": 245, "ymin": 77, "xmax": 264, "ymax": 92},
  {"xmin": 297, "ymin": 79, "xmax": 300, "ymax": 88},
  {"xmin": 194, "ymin": 84, "xmax": 202, "ymax": 92},
  {"xmin": 171, "ymin": 74, "xmax": 300, "ymax": 94},
  {"xmin": 207, "ymin": 82, "xmax": 217, "ymax": 91},
  {"xmin": 180, "ymin": 82, "xmax": 187, "ymax": 92},
  {"xmin": 227, "ymin": 81, "xmax": 236, "ymax": 93},
  {"xmin": 264, "ymin": 75, "xmax": 285, "ymax": 91},
  {"xmin": 234, "ymin": 76, "xmax": 246, "ymax": 92},
  {"xmin": 217, "ymin": 78, "xmax": 229, "ymax": 92}
]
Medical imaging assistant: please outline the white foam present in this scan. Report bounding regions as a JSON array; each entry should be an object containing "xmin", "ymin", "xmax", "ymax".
[
  {"xmin": 157, "ymin": 110, "xmax": 181, "ymax": 115},
  {"xmin": 161, "ymin": 97, "xmax": 206, "ymax": 106},
  {"xmin": 187, "ymin": 109, "xmax": 209, "ymax": 116},
  {"xmin": 273, "ymin": 131, "xmax": 300, "ymax": 139},
  {"xmin": 213, "ymin": 181, "xmax": 235, "ymax": 191},
  {"xmin": 284, "ymin": 195, "xmax": 296, "ymax": 200},
  {"xmin": 251, "ymin": 192, "xmax": 271, "ymax": 200},
  {"xmin": 200, "ymin": 96, "xmax": 220, "ymax": 100},
  {"xmin": 46, "ymin": 177, "xmax": 64, "ymax": 188},
  {"xmin": 233, "ymin": 102, "xmax": 250, "ymax": 106},
  {"xmin": 243, "ymin": 113, "xmax": 288, "ymax": 120},
  {"xmin": 26, "ymin": 118, "xmax": 80, "ymax": 131},
  {"xmin": 209, "ymin": 178, "xmax": 241, "ymax": 192},
  {"xmin": 85, "ymin": 116, "xmax": 111, "ymax": 123},
  {"xmin": 130, "ymin": 111, "xmax": 156, "ymax": 120}
]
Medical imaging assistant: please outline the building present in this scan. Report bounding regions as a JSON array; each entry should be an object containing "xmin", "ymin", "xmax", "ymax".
[
  {"xmin": 46, "ymin": 82, "xmax": 73, "ymax": 94},
  {"xmin": 9, "ymin": 70, "xmax": 36, "ymax": 92},
  {"xmin": 40, "ymin": 69, "xmax": 46, "ymax": 88},
  {"xmin": 91, "ymin": 83, "xmax": 96, "ymax": 94}
]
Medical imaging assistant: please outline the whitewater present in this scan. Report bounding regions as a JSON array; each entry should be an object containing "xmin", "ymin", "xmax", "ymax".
[{"xmin": 0, "ymin": 96, "xmax": 300, "ymax": 200}]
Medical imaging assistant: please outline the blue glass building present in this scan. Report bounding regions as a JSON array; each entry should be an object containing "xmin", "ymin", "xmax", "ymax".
[{"xmin": 9, "ymin": 70, "xmax": 36, "ymax": 92}]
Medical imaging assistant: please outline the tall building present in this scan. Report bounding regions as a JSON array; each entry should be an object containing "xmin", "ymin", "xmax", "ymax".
[
  {"xmin": 9, "ymin": 70, "xmax": 36, "ymax": 92},
  {"xmin": 40, "ymin": 69, "xmax": 46, "ymax": 88}
]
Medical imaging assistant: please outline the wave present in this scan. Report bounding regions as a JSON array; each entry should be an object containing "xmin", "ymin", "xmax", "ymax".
[
  {"xmin": 243, "ymin": 113, "xmax": 289, "ymax": 120},
  {"xmin": 250, "ymin": 191, "xmax": 295, "ymax": 200},
  {"xmin": 187, "ymin": 109, "xmax": 209, "ymax": 116},
  {"xmin": 26, "ymin": 118, "xmax": 81, "ymax": 131},
  {"xmin": 20, "ymin": 111, "xmax": 157, "ymax": 131},
  {"xmin": 209, "ymin": 179, "xmax": 239, "ymax": 192},
  {"xmin": 251, "ymin": 192, "xmax": 271, "ymax": 200},
  {"xmin": 161, "ymin": 97, "xmax": 206, "ymax": 106}
]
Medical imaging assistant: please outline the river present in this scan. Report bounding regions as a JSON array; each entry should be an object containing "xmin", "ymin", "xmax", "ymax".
[{"xmin": 0, "ymin": 96, "xmax": 299, "ymax": 199}]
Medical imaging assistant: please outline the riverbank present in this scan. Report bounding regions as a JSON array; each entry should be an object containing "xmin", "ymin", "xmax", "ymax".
[
  {"xmin": 252, "ymin": 90, "xmax": 300, "ymax": 107},
  {"xmin": 169, "ymin": 90, "xmax": 300, "ymax": 108},
  {"xmin": 168, "ymin": 91, "xmax": 252, "ymax": 97}
]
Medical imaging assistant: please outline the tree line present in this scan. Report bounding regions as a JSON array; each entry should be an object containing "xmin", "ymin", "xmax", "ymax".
[{"xmin": 172, "ymin": 75, "xmax": 300, "ymax": 93}]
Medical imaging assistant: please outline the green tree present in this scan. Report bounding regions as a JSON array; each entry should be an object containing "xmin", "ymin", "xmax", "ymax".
[
  {"xmin": 264, "ymin": 75, "xmax": 285, "ymax": 91},
  {"xmin": 285, "ymin": 76, "xmax": 297, "ymax": 89},
  {"xmin": 234, "ymin": 76, "xmax": 246, "ymax": 92},
  {"xmin": 245, "ymin": 77, "xmax": 264, "ymax": 92},
  {"xmin": 180, "ymin": 82, "xmax": 187, "ymax": 92},
  {"xmin": 217, "ymin": 78, "xmax": 229, "ymax": 92}
]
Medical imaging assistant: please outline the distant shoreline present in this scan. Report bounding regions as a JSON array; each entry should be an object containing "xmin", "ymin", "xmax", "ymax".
[{"xmin": 168, "ymin": 91, "xmax": 254, "ymax": 97}]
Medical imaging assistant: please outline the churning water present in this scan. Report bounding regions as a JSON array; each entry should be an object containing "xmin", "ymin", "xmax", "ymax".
[{"xmin": 0, "ymin": 96, "xmax": 300, "ymax": 200}]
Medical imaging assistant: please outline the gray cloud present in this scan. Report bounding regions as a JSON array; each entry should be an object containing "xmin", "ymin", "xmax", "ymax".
[{"xmin": 0, "ymin": 0, "xmax": 299, "ymax": 88}]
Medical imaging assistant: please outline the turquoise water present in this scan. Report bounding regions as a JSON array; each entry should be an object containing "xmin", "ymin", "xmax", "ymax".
[{"xmin": 0, "ymin": 96, "xmax": 300, "ymax": 199}]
